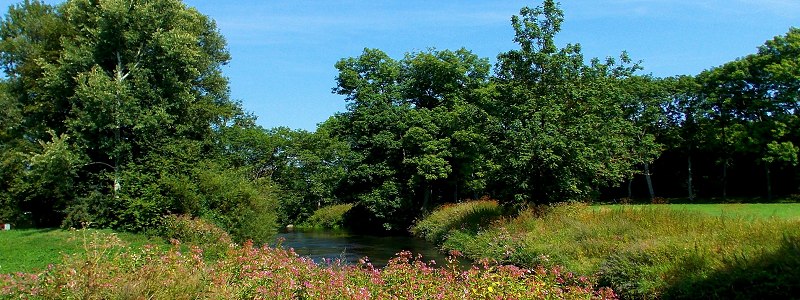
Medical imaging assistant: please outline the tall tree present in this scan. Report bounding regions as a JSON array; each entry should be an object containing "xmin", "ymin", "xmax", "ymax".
[
  {"xmin": 331, "ymin": 48, "xmax": 492, "ymax": 231},
  {"xmin": 490, "ymin": 0, "xmax": 655, "ymax": 203},
  {"xmin": 661, "ymin": 75, "xmax": 704, "ymax": 200},
  {"xmin": 0, "ymin": 0, "xmax": 252, "ymax": 229},
  {"xmin": 697, "ymin": 28, "xmax": 800, "ymax": 200}
]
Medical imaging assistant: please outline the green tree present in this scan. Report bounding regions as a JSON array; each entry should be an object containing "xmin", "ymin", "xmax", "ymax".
[
  {"xmin": 331, "ymin": 48, "xmax": 493, "ymax": 231},
  {"xmin": 697, "ymin": 28, "xmax": 800, "ymax": 200},
  {"xmin": 0, "ymin": 0, "xmax": 273, "ymax": 234},
  {"xmin": 661, "ymin": 75, "xmax": 704, "ymax": 200},
  {"xmin": 490, "ymin": 0, "xmax": 651, "ymax": 203}
]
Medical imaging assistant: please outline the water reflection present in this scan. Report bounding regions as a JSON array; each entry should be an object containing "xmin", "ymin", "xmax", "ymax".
[{"xmin": 273, "ymin": 228, "xmax": 463, "ymax": 268}]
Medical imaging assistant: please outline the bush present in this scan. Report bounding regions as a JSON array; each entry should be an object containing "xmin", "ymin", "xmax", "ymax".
[
  {"xmin": 411, "ymin": 198, "xmax": 503, "ymax": 243},
  {"xmin": 303, "ymin": 203, "xmax": 354, "ymax": 229},
  {"xmin": 193, "ymin": 163, "xmax": 279, "ymax": 244},
  {"xmin": 159, "ymin": 215, "xmax": 232, "ymax": 258}
]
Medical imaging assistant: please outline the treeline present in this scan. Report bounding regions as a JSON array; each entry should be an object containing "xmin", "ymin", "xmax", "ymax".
[
  {"xmin": 1, "ymin": 0, "xmax": 798, "ymax": 235},
  {"xmin": 294, "ymin": 1, "xmax": 800, "ymax": 230}
]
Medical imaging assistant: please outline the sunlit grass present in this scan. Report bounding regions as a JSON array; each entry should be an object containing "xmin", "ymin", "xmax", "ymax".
[
  {"xmin": 411, "ymin": 199, "xmax": 503, "ymax": 244},
  {"xmin": 0, "ymin": 228, "xmax": 163, "ymax": 274},
  {"xmin": 433, "ymin": 203, "xmax": 800, "ymax": 299},
  {"xmin": 596, "ymin": 203, "xmax": 800, "ymax": 220},
  {"xmin": 302, "ymin": 203, "xmax": 355, "ymax": 229}
]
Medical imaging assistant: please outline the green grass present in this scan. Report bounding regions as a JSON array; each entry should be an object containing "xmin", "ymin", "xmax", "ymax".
[
  {"xmin": 0, "ymin": 228, "xmax": 163, "ymax": 274},
  {"xmin": 411, "ymin": 199, "xmax": 503, "ymax": 243},
  {"xmin": 424, "ymin": 203, "xmax": 800, "ymax": 299},
  {"xmin": 301, "ymin": 203, "xmax": 355, "ymax": 229},
  {"xmin": 596, "ymin": 203, "xmax": 800, "ymax": 220}
]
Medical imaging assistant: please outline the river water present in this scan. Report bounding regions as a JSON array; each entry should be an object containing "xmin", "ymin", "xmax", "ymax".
[{"xmin": 273, "ymin": 228, "xmax": 457, "ymax": 268}]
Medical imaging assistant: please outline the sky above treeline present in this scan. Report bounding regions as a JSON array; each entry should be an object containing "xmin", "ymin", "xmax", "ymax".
[{"xmin": 1, "ymin": 0, "xmax": 799, "ymax": 131}]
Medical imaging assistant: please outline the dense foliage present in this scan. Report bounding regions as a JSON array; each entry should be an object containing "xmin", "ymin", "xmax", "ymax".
[
  {"xmin": 322, "ymin": 1, "xmax": 800, "ymax": 229},
  {"xmin": 0, "ymin": 0, "xmax": 278, "ymax": 241}
]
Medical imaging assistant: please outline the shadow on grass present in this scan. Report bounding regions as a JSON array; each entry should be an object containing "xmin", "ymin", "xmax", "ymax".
[
  {"xmin": 12, "ymin": 228, "xmax": 60, "ymax": 237},
  {"xmin": 663, "ymin": 235, "xmax": 800, "ymax": 300}
]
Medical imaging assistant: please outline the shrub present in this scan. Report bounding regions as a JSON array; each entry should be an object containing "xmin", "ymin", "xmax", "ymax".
[
  {"xmin": 411, "ymin": 198, "xmax": 503, "ymax": 243},
  {"xmin": 191, "ymin": 162, "xmax": 279, "ymax": 244},
  {"xmin": 303, "ymin": 203, "xmax": 354, "ymax": 229},
  {"xmin": 159, "ymin": 214, "xmax": 232, "ymax": 258}
]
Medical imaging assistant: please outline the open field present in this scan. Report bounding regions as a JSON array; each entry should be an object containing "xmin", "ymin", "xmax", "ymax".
[
  {"xmin": 595, "ymin": 203, "xmax": 800, "ymax": 220},
  {"xmin": 0, "ymin": 229, "xmax": 163, "ymax": 274}
]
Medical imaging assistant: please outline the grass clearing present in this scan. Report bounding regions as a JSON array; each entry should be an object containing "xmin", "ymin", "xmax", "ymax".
[
  {"xmin": 0, "ymin": 228, "xmax": 163, "ymax": 274},
  {"xmin": 595, "ymin": 203, "xmax": 800, "ymax": 220}
]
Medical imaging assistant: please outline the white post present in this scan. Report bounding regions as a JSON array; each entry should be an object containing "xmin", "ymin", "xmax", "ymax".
[{"xmin": 3, "ymin": 224, "xmax": 9, "ymax": 231}]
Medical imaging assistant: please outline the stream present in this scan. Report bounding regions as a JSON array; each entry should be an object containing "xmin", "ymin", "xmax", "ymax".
[{"xmin": 273, "ymin": 228, "xmax": 460, "ymax": 268}]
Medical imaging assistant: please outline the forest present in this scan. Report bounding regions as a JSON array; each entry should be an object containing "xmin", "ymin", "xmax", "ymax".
[{"xmin": 1, "ymin": 0, "xmax": 798, "ymax": 238}]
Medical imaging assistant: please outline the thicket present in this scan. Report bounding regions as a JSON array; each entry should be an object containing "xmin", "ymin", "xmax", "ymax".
[{"xmin": 421, "ymin": 202, "xmax": 800, "ymax": 299}]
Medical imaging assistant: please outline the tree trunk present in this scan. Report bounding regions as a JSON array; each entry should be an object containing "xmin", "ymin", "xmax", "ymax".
[
  {"xmin": 722, "ymin": 160, "xmax": 728, "ymax": 200},
  {"xmin": 644, "ymin": 163, "xmax": 655, "ymax": 201},
  {"xmin": 453, "ymin": 180, "xmax": 459, "ymax": 202},
  {"xmin": 422, "ymin": 186, "xmax": 432, "ymax": 213},
  {"xmin": 766, "ymin": 163, "xmax": 773, "ymax": 201},
  {"xmin": 627, "ymin": 178, "xmax": 633, "ymax": 199},
  {"xmin": 687, "ymin": 155, "xmax": 694, "ymax": 201}
]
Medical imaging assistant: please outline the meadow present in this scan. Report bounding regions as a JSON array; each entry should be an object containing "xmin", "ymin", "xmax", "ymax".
[
  {"xmin": 597, "ymin": 203, "xmax": 800, "ymax": 220},
  {"xmin": 415, "ymin": 202, "xmax": 800, "ymax": 299}
]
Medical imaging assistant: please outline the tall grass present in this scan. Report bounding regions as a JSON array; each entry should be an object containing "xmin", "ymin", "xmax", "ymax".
[
  {"xmin": 411, "ymin": 199, "xmax": 503, "ymax": 243},
  {"xmin": 432, "ymin": 203, "xmax": 800, "ymax": 299},
  {"xmin": 302, "ymin": 203, "xmax": 354, "ymax": 229},
  {"xmin": 0, "ymin": 230, "xmax": 616, "ymax": 299}
]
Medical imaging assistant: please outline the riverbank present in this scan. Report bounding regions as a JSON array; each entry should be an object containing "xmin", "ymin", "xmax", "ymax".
[
  {"xmin": 1, "ymin": 228, "xmax": 615, "ymax": 299},
  {"xmin": 414, "ymin": 202, "xmax": 800, "ymax": 299}
]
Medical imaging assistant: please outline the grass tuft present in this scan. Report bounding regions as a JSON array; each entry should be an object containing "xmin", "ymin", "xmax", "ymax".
[
  {"xmin": 302, "ymin": 203, "xmax": 354, "ymax": 229},
  {"xmin": 411, "ymin": 199, "xmax": 503, "ymax": 244}
]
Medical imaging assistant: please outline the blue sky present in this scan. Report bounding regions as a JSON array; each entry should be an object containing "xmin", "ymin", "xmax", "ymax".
[{"xmin": 2, "ymin": 1, "xmax": 799, "ymax": 131}]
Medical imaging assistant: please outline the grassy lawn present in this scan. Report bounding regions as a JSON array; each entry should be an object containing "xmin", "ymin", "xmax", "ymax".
[
  {"xmin": 595, "ymin": 203, "xmax": 800, "ymax": 220},
  {"xmin": 0, "ymin": 228, "xmax": 163, "ymax": 274}
]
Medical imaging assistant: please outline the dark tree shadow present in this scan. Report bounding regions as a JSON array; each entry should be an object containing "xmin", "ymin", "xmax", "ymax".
[{"xmin": 663, "ymin": 236, "xmax": 800, "ymax": 299}]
